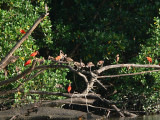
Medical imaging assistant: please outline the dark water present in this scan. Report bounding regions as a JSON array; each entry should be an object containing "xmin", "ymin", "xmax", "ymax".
[{"xmin": 109, "ymin": 114, "xmax": 160, "ymax": 120}]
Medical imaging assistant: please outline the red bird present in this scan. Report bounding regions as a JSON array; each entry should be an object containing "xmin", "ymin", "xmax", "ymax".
[
  {"xmin": 30, "ymin": 51, "xmax": 39, "ymax": 57},
  {"xmin": 146, "ymin": 57, "xmax": 152, "ymax": 64},
  {"xmin": 67, "ymin": 83, "xmax": 71, "ymax": 94},
  {"xmin": 20, "ymin": 29, "xmax": 26, "ymax": 34},
  {"xmin": 55, "ymin": 55, "xmax": 62, "ymax": 61},
  {"xmin": 24, "ymin": 59, "xmax": 32, "ymax": 66}
]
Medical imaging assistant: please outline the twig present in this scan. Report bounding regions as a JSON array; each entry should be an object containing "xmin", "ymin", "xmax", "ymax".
[{"xmin": 95, "ymin": 79, "xmax": 108, "ymax": 91}]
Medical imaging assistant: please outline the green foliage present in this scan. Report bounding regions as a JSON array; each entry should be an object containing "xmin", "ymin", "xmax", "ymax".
[
  {"xmin": 1, "ymin": 0, "xmax": 160, "ymax": 112},
  {"xmin": 48, "ymin": 1, "xmax": 160, "ymax": 111},
  {"xmin": 49, "ymin": 0, "xmax": 160, "ymax": 64},
  {"xmin": 0, "ymin": 0, "xmax": 69, "ymax": 105},
  {"xmin": 111, "ymin": 10, "xmax": 160, "ymax": 112}
]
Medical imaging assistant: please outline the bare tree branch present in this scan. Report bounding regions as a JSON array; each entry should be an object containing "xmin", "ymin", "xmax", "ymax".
[
  {"xmin": 95, "ymin": 79, "xmax": 108, "ymax": 91},
  {"xmin": 77, "ymin": 71, "xmax": 89, "ymax": 85},
  {"xmin": 96, "ymin": 64, "xmax": 160, "ymax": 74},
  {"xmin": 97, "ymin": 69, "xmax": 160, "ymax": 78}
]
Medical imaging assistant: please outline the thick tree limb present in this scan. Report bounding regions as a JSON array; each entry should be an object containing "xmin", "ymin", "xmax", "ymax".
[
  {"xmin": 95, "ymin": 79, "xmax": 108, "ymax": 91},
  {"xmin": 42, "ymin": 98, "xmax": 96, "ymax": 107},
  {"xmin": 82, "ymin": 78, "xmax": 97, "ymax": 94},
  {"xmin": 0, "ymin": 12, "xmax": 49, "ymax": 69}
]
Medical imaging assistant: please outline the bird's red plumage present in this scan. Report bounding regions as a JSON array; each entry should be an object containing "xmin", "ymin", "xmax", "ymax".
[
  {"xmin": 20, "ymin": 29, "xmax": 26, "ymax": 34},
  {"xmin": 30, "ymin": 51, "xmax": 38, "ymax": 57},
  {"xmin": 146, "ymin": 57, "xmax": 152, "ymax": 63},
  {"xmin": 24, "ymin": 59, "xmax": 32, "ymax": 66},
  {"xmin": 55, "ymin": 56, "xmax": 62, "ymax": 61},
  {"xmin": 67, "ymin": 83, "xmax": 71, "ymax": 93}
]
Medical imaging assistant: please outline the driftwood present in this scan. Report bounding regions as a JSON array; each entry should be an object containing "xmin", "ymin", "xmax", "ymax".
[{"xmin": 0, "ymin": 4, "xmax": 159, "ymax": 118}]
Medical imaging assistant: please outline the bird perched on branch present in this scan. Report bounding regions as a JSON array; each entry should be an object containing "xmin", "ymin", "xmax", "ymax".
[
  {"xmin": 74, "ymin": 59, "xmax": 85, "ymax": 70},
  {"xmin": 24, "ymin": 59, "xmax": 32, "ymax": 66},
  {"xmin": 64, "ymin": 54, "xmax": 74, "ymax": 63},
  {"xmin": 20, "ymin": 29, "xmax": 26, "ymax": 34},
  {"xmin": 55, "ymin": 55, "xmax": 62, "ymax": 61},
  {"xmin": 80, "ymin": 59, "xmax": 85, "ymax": 68},
  {"xmin": 60, "ymin": 50, "xmax": 66, "ymax": 60},
  {"xmin": 48, "ymin": 56, "xmax": 54, "ymax": 61},
  {"xmin": 65, "ymin": 57, "xmax": 73, "ymax": 62},
  {"xmin": 74, "ymin": 62, "xmax": 82, "ymax": 70},
  {"xmin": 55, "ymin": 50, "xmax": 66, "ymax": 62},
  {"xmin": 37, "ymin": 57, "xmax": 45, "ymax": 65},
  {"xmin": 67, "ymin": 83, "xmax": 72, "ymax": 94},
  {"xmin": 86, "ymin": 62, "xmax": 95, "ymax": 71},
  {"xmin": 97, "ymin": 60, "xmax": 104, "ymax": 68},
  {"xmin": 30, "ymin": 51, "xmax": 39, "ymax": 57},
  {"xmin": 146, "ymin": 57, "xmax": 152, "ymax": 64},
  {"xmin": 116, "ymin": 54, "xmax": 119, "ymax": 64}
]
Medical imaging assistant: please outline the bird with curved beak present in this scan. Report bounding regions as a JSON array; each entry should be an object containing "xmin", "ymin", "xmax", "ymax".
[
  {"xmin": 116, "ymin": 54, "xmax": 119, "ymax": 64},
  {"xmin": 30, "ymin": 51, "xmax": 39, "ymax": 57},
  {"xmin": 67, "ymin": 83, "xmax": 72, "ymax": 94},
  {"xmin": 80, "ymin": 59, "xmax": 85, "ymax": 69},
  {"xmin": 74, "ymin": 62, "xmax": 82, "ymax": 70},
  {"xmin": 86, "ymin": 62, "xmax": 95, "ymax": 72},
  {"xmin": 97, "ymin": 60, "xmax": 104, "ymax": 68},
  {"xmin": 146, "ymin": 57, "xmax": 152, "ymax": 64}
]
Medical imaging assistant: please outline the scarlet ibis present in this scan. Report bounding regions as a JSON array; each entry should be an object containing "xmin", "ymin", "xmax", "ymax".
[
  {"xmin": 48, "ymin": 56, "xmax": 54, "ymax": 61},
  {"xmin": 30, "ymin": 51, "xmax": 39, "ymax": 57},
  {"xmin": 65, "ymin": 57, "xmax": 73, "ymax": 62},
  {"xmin": 97, "ymin": 60, "xmax": 104, "ymax": 67},
  {"xmin": 37, "ymin": 57, "xmax": 45, "ymax": 65},
  {"xmin": 74, "ymin": 62, "xmax": 82, "ymax": 70},
  {"xmin": 60, "ymin": 50, "xmax": 65, "ymax": 56},
  {"xmin": 59, "ymin": 50, "xmax": 66, "ymax": 61},
  {"xmin": 116, "ymin": 54, "xmax": 119, "ymax": 64},
  {"xmin": 55, "ymin": 55, "xmax": 62, "ymax": 61},
  {"xmin": 24, "ymin": 59, "xmax": 32, "ymax": 66},
  {"xmin": 67, "ymin": 83, "xmax": 71, "ymax": 94},
  {"xmin": 146, "ymin": 57, "xmax": 152, "ymax": 64},
  {"xmin": 80, "ymin": 59, "xmax": 85, "ymax": 68},
  {"xmin": 86, "ymin": 62, "xmax": 95, "ymax": 71},
  {"xmin": 20, "ymin": 29, "xmax": 26, "ymax": 34}
]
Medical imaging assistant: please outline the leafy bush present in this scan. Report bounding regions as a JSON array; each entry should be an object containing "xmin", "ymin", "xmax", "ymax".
[
  {"xmin": 0, "ymin": 0, "xmax": 70, "ymax": 105},
  {"xmin": 112, "ymin": 10, "xmax": 160, "ymax": 112}
]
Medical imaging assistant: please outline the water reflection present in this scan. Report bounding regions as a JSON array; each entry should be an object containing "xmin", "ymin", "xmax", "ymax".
[{"xmin": 109, "ymin": 114, "xmax": 160, "ymax": 120}]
